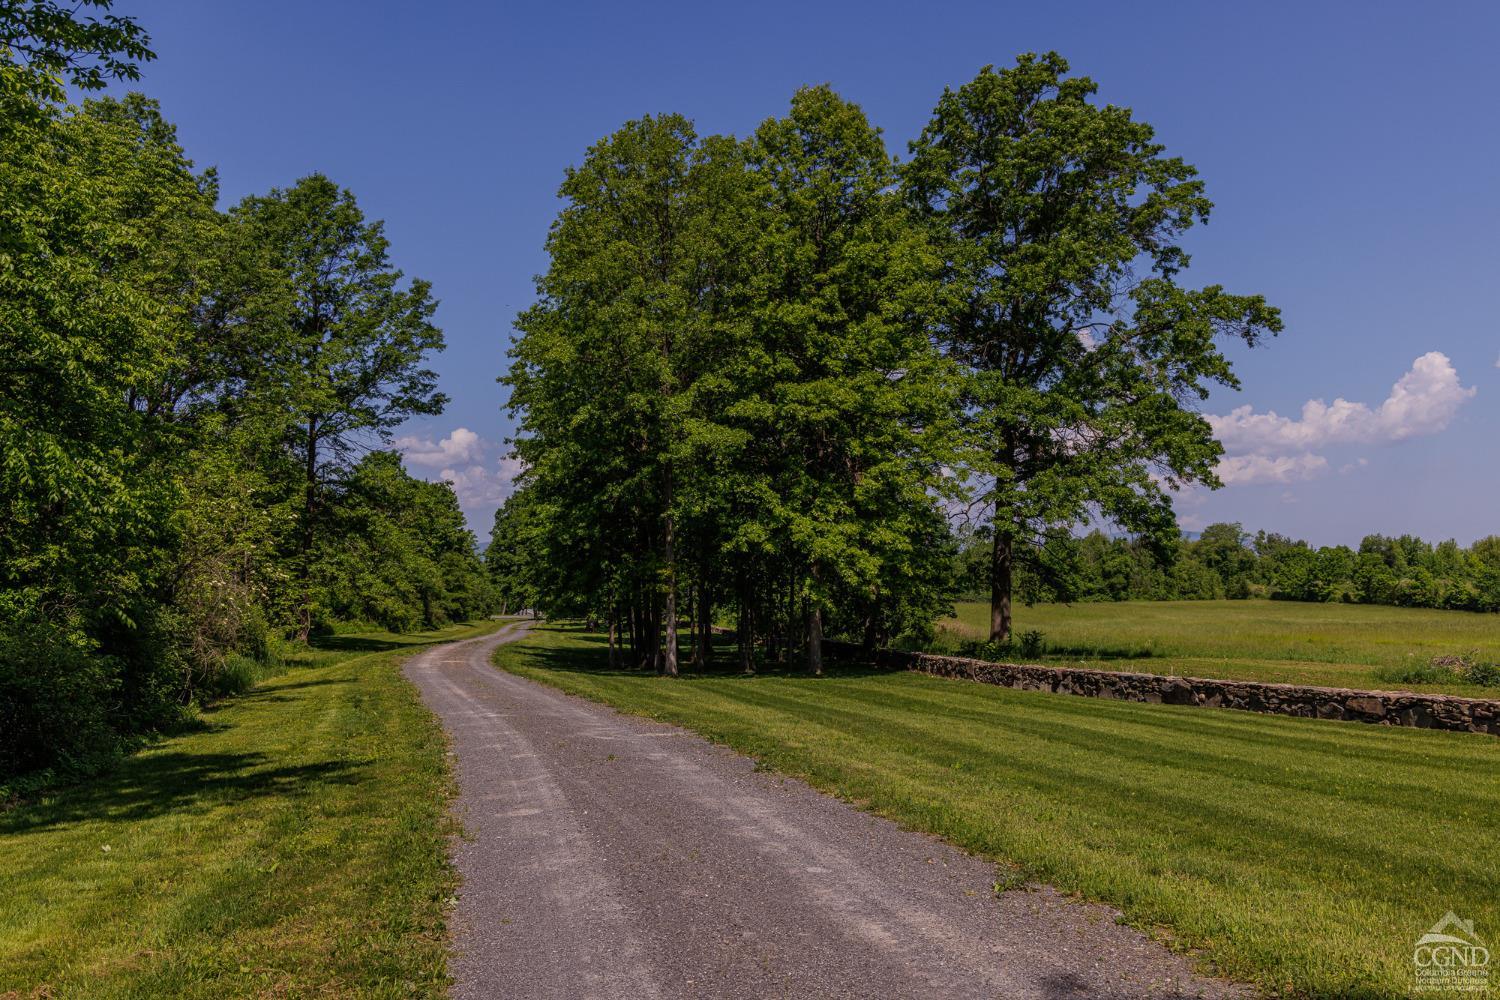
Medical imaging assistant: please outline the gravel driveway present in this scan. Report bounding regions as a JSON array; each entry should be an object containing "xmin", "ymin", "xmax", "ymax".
[{"xmin": 404, "ymin": 622, "xmax": 1247, "ymax": 1000}]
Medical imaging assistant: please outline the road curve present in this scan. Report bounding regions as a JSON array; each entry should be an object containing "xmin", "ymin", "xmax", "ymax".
[{"xmin": 404, "ymin": 623, "xmax": 1245, "ymax": 1000}]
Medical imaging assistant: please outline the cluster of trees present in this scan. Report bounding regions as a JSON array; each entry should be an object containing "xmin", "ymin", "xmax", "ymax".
[
  {"xmin": 493, "ymin": 54, "xmax": 1280, "ymax": 673},
  {"xmin": 956, "ymin": 524, "xmax": 1500, "ymax": 612},
  {"xmin": 1, "ymin": 2, "xmax": 488, "ymax": 784}
]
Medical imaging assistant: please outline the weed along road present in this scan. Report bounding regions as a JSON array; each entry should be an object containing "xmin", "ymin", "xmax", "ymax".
[{"xmin": 405, "ymin": 624, "xmax": 1244, "ymax": 1000}]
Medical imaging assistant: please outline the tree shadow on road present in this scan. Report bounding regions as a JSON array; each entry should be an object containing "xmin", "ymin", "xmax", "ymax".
[{"xmin": 304, "ymin": 621, "xmax": 494, "ymax": 655}]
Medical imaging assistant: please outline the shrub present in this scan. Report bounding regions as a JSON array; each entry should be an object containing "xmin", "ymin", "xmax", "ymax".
[
  {"xmin": 1374, "ymin": 653, "xmax": 1500, "ymax": 689},
  {"xmin": 1464, "ymin": 661, "xmax": 1500, "ymax": 687},
  {"xmin": 198, "ymin": 654, "xmax": 264, "ymax": 700},
  {"xmin": 1372, "ymin": 664, "xmax": 1449, "ymax": 687},
  {"xmin": 0, "ymin": 620, "xmax": 118, "ymax": 783}
]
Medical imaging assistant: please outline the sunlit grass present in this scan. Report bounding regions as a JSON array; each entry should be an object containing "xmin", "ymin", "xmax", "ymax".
[
  {"xmin": 0, "ymin": 619, "xmax": 506, "ymax": 999},
  {"xmin": 501, "ymin": 623, "xmax": 1500, "ymax": 999},
  {"xmin": 939, "ymin": 599, "xmax": 1500, "ymax": 696}
]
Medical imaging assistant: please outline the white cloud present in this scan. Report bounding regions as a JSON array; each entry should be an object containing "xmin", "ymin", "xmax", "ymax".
[
  {"xmin": 1207, "ymin": 352, "xmax": 1474, "ymax": 455},
  {"xmin": 1178, "ymin": 512, "xmax": 1208, "ymax": 532},
  {"xmin": 438, "ymin": 455, "xmax": 526, "ymax": 512},
  {"xmin": 394, "ymin": 427, "xmax": 485, "ymax": 468},
  {"xmin": 1215, "ymin": 452, "xmax": 1329, "ymax": 486},
  {"xmin": 392, "ymin": 428, "xmax": 526, "ymax": 534}
]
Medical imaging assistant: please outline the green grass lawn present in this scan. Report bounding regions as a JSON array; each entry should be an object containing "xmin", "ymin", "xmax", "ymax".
[
  {"xmin": 941, "ymin": 599, "xmax": 1500, "ymax": 696},
  {"xmin": 501, "ymin": 623, "xmax": 1500, "ymax": 999},
  {"xmin": 0, "ymin": 619, "xmax": 504, "ymax": 999}
]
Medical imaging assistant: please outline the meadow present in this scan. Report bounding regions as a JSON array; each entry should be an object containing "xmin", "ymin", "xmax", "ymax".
[
  {"xmin": 500, "ymin": 623, "xmax": 1500, "ymax": 999},
  {"xmin": 939, "ymin": 599, "xmax": 1500, "ymax": 696},
  {"xmin": 0, "ymin": 620, "xmax": 508, "ymax": 999}
]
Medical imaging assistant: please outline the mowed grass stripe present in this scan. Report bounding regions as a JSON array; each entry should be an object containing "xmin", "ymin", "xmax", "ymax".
[
  {"xmin": 0, "ymin": 620, "xmax": 505, "ymax": 999},
  {"xmin": 810, "ymin": 677, "xmax": 1499, "ymax": 813},
  {"xmin": 500, "ymin": 625, "xmax": 1500, "ymax": 998},
  {"xmin": 692, "ymin": 680, "xmax": 1483, "ymax": 892}
]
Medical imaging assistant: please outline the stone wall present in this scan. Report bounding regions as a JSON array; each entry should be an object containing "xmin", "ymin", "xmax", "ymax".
[{"xmin": 822, "ymin": 641, "xmax": 1500, "ymax": 736}]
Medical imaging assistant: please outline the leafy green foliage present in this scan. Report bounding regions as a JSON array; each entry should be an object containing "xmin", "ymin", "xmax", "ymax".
[
  {"xmin": 903, "ymin": 53, "xmax": 1282, "ymax": 640},
  {"xmin": 234, "ymin": 174, "xmax": 447, "ymax": 638},
  {"xmin": 971, "ymin": 521, "xmax": 1500, "ymax": 613},
  {"xmin": 505, "ymin": 56, "xmax": 1288, "ymax": 673},
  {"xmin": 505, "ymin": 90, "xmax": 957, "ymax": 673},
  {"xmin": 0, "ymin": 11, "xmax": 483, "ymax": 787},
  {"xmin": 0, "ymin": 0, "xmax": 152, "ymax": 120},
  {"xmin": 313, "ymin": 451, "xmax": 491, "ymax": 633}
]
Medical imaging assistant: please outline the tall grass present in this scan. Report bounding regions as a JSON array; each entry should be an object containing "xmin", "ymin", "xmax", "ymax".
[{"xmin": 937, "ymin": 599, "xmax": 1500, "ymax": 696}]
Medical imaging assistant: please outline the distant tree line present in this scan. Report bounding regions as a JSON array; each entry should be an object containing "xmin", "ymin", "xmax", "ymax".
[
  {"xmin": 493, "ymin": 54, "xmax": 1280, "ymax": 672},
  {"xmin": 1, "ymin": 3, "xmax": 489, "ymax": 788},
  {"xmin": 953, "ymin": 524, "xmax": 1500, "ymax": 612}
]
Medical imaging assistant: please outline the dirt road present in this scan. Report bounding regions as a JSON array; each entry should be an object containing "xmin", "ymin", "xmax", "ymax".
[{"xmin": 404, "ymin": 623, "xmax": 1243, "ymax": 1000}]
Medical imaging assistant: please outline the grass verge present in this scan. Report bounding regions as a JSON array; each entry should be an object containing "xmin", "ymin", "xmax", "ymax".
[
  {"xmin": 499, "ymin": 623, "xmax": 1500, "ymax": 999},
  {"xmin": 0, "ymin": 619, "xmax": 505, "ymax": 999}
]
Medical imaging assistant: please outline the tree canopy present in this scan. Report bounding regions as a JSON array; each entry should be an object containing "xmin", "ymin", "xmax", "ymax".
[
  {"xmin": 903, "ymin": 53, "xmax": 1282, "ymax": 640},
  {"xmin": 0, "ymin": 6, "xmax": 490, "ymax": 788},
  {"xmin": 499, "ymin": 55, "xmax": 1285, "ymax": 668}
]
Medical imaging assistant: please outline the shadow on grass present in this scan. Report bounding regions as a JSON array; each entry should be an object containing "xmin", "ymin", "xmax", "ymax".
[
  {"xmin": 0, "ymin": 750, "xmax": 362, "ymax": 835},
  {"xmin": 1039, "ymin": 644, "xmax": 1157, "ymax": 661},
  {"xmin": 223, "ymin": 678, "xmax": 351, "ymax": 705},
  {"xmin": 924, "ymin": 641, "xmax": 1157, "ymax": 662},
  {"xmin": 305, "ymin": 620, "xmax": 492, "ymax": 655},
  {"xmin": 513, "ymin": 627, "xmax": 899, "ymax": 681},
  {"xmin": 308, "ymin": 634, "xmax": 416, "ymax": 654}
]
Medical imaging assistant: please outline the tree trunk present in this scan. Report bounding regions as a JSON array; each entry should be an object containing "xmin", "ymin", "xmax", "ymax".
[
  {"xmin": 692, "ymin": 586, "xmax": 710, "ymax": 668},
  {"xmin": 295, "ymin": 417, "xmax": 319, "ymax": 642},
  {"xmin": 651, "ymin": 589, "xmax": 665, "ymax": 673},
  {"xmin": 806, "ymin": 603, "xmax": 823, "ymax": 676},
  {"xmin": 990, "ymin": 514, "xmax": 1014, "ymax": 643},
  {"xmin": 737, "ymin": 574, "xmax": 754, "ymax": 675},
  {"xmin": 627, "ymin": 598, "xmax": 638, "ymax": 665},
  {"xmin": 861, "ymin": 585, "xmax": 881, "ymax": 654},
  {"xmin": 806, "ymin": 563, "xmax": 824, "ymax": 676},
  {"xmin": 608, "ymin": 612, "xmax": 619, "ymax": 670},
  {"xmin": 663, "ymin": 509, "xmax": 679, "ymax": 677},
  {"xmin": 637, "ymin": 598, "xmax": 648, "ymax": 669},
  {"xmin": 686, "ymin": 585, "xmax": 699, "ymax": 669},
  {"xmin": 739, "ymin": 605, "xmax": 754, "ymax": 675},
  {"xmin": 789, "ymin": 588, "xmax": 800, "ymax": 663},
  {"xmin": 701, "ymin": 600, "xmax": 712, "ymax": 663}
]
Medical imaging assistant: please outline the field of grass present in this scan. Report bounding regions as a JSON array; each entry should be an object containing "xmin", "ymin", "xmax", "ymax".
[
  {"xmin": 500, "ymin": 623, "xmax": 1500, "ymax": 999},
  {"xmin": 0, "ymin": 619, "xmax": 505, "ymax": 999},
  {"xmin": 940, "ymin": 599, "xmax": 1500, "ymax": 696}
]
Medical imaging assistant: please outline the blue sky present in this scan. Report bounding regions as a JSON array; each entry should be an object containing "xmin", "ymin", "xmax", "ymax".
[{"xmin": 107, "ymin": 1, "xmax": 1500, "ymax": 545}]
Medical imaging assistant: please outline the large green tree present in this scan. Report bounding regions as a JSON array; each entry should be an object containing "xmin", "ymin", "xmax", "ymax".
[
  {"xmin": 0, "ymin": 8, "xmax": 491, "ymax": 782},
  {"xmin": 235, "ymin": 176, "xmax": 447, "ymax": 639},
  {"xmin": 743, "ymin": 85, "xmax": 952, "ymax": 673},
  {"xmin": 903, "ymin": 53, "xmax": 1282, "ymax": 641},
  {"xmin": 507, "ymin": 115, "xmax": 754, "ymax": 675},
  {"xmin": 313, "ymin": 451, "xmax": 490, "ymax": 632}
]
